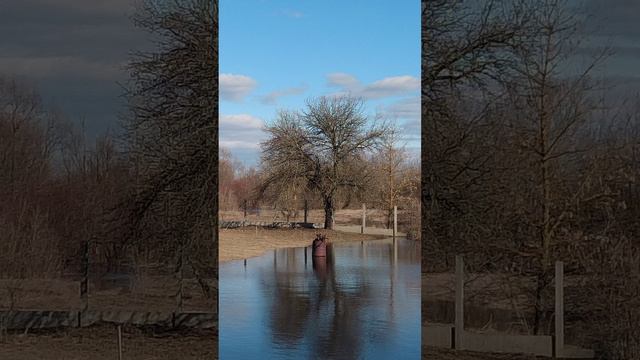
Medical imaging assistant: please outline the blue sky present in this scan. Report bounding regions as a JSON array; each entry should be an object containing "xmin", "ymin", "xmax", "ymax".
[{"xmin": 219, "ymin": 0, "xmax": 421, "ymax": 165}]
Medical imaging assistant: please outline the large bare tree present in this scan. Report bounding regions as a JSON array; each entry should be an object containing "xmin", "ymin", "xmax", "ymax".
[{"xmin": 260, "ymin": 96, "xmax": 386, "ymax": 229}]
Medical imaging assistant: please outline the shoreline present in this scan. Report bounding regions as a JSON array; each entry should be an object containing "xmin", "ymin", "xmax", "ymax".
[{"xmin": 218, "ymin": 227, "xmax": 387, "ymax": 263}]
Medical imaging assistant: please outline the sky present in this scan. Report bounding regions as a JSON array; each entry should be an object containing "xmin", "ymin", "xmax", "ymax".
[
  {"xmin": 0, "ymin": 0, "xmax": 151, "ymax": 140},
  {"xmin": 1, "ymin": 1, "xmax": 639, "ymax": 159},
  {"xmin": 219, "ymin": 0, "xmax": 421, "ymax": 166},
  {"xmin": 574, "ymin": 0, "xmax": 640, "ymax": 95}
]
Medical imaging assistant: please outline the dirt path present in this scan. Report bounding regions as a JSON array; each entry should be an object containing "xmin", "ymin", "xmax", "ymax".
[
  {"xmin": 0, "ymin": 324, "xmax": 217, "ymax": 360},
  {"xmin": 219, "ymin": 227, "xmax": 386, "ymax": 263}
]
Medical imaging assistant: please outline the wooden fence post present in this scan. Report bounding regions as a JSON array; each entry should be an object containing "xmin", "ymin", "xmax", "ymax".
[
  {"xmin": 361, "ymin": 204, "xmax": 366, "ymax": 234},
  {"xmin": 79, "ymin": 238, "xmax": 89, "ymax": 327},
  {"xmin": 393, "ymin": 206, "xmax": 398, "ymax": 238},
  {"xmin": 455, "ymin": 255, "xmax": 464, "ymax": 350},
  {"xmin": 117, "ymin": 324, "xmax": 123, "ymax": 360},
  {"xmin": 243, "ymin": 200, "xmax": 247, "ymax": 226},
  {"xmin": 555, "ymin": 261, "xmax": 564, "ymax": 358}
]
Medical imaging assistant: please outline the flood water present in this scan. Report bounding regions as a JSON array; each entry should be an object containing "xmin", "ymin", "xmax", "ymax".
[{"xmin": 219, "ymin": 237, "xmax": 421, "ymax": 360}]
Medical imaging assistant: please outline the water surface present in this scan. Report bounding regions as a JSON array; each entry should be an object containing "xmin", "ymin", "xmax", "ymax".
[{"xmin": 220, "ymin": 237, "xmax": 420, "ymax": 360}]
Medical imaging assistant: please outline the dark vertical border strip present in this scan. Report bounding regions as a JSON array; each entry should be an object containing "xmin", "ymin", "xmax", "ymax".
[
  {"xmin": 420, "ymin": 1, "xmax": 428, "ymax": 358},
  {"xmin": 209, "ymin": 0, "xmax": 220, "ymax": 357}
]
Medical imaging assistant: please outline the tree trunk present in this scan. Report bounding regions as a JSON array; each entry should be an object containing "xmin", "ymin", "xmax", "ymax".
[{"xmin": 324, "ymin": 197, "xmax": 335, "ymax": 230}]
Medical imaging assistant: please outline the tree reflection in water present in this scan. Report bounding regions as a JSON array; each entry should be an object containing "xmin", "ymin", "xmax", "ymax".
[{"xmin": 265, "ymin": 242, "xmax": 399, "ymax": 359}]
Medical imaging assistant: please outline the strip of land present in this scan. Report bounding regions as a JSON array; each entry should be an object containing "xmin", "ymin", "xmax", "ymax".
[
  {"xmin": 0, "ymin": 325, "xmax": 216, "ymax": 360},
  {"xmin": 219, "ymin": 227, "xmax": 386, "ymax": 263},
  {"xmin": 424, "ymin": 347, "xmax": 541, "ymax": 359}
]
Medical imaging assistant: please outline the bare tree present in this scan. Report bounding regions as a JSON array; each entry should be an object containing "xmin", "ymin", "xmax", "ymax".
[
  {"xmin": 368, "ymin": 131, "xmax": 415, "ymax": 228},
  {"xmin": 260, "ymin": 96, "xmax": 386, "ymax": 229},
  {"xmin": 122, "ymin": 0, "xmax": 217, "ymax": 301},
  {"xmin": 503, "ymin": 0, "xmax": 608, "ymax": 334},
  {"xmin": 422, "ymin": 0, "xmax": 533, "ymax": 269}
]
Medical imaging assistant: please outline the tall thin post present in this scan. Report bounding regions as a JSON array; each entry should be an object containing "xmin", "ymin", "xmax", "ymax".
[
  {"xmin": 393, "ymin": 205, "xmax": 398, "ymax": 238},
  {"xmin": 361, "ymin": 204, "xmax": 366, "ymax": 234},
  {"xmin": 117, "ymin": 324, "xmax": 123, "ymax": 360},
  {"xmin": 176, "ymin": 239, "xmax": 184, "ymax": 314},
  {"xmin": 304, "ymin": 200, "xmax": 308, "ymax": 223},
  {"xmin": 80, "ymin": 238, "xmax": 89, "ymax": 327},
  {"xmin": 243, "ymin": 200, "xmax": 247, "ymax": 226},
  {"xmin": 555, "ymin": 261, "xmax": 564, "ymax": 358},
  {"xmin": 455, "ymin": 255, "xmax": 464, "ymax": 349},
  {"xmin": 393, "ymin": 234, "xmax": 398, "ymax": 264}
]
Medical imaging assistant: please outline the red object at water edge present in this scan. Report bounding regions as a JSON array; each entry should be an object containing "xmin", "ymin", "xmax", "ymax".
[{"xmin": 312, "ymin": 234, "xmax": 327, "ymax": 257}]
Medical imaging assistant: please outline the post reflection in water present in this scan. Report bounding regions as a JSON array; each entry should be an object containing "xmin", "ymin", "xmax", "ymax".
[{"xmin": 219, "ymin": 238, "xmax": 420, "ymax": 360}]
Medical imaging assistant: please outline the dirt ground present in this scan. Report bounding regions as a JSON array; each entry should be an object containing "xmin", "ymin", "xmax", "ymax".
[
  {"xmin": 0, "ymin": 277, "xmax": 215, "ymax": 312},
  {"xmin": 219, "ymin": 208, "xmax": 394, "ymax": 228},
  {"xmin": 0, "ymin": 324, "xmax": 216, "ymax": 360},
  {"xmin": 424, "ymin": 347, "xmax": 543, "ymax": 359},
  {"xmin": 219, "ymin": 227, "xmax": 386, "ymax": 263}
]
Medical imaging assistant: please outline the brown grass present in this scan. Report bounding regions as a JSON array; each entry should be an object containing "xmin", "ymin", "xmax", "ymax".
[
  {"xmin": 219, "ymin": 227, "xmax": 385, "ymax": 263},
  {"xmin": 0, "ymin": 277, "xmax": 215, "ymax": 312},
  {"xmin": 423, "ymin": 347, "xmax": 542, "ymax": 359},
  {"xmin": 219, "ymin": 208, "xmax": 393, "ymax": 228},
  {"xmin": 0, "ymin": 324, "xmax": 216, "ymax": 360}
]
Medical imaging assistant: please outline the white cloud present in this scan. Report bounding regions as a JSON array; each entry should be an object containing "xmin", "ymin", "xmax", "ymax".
[
  {"xmin": 326, "ymin": 73, "xmax": 420, "ymax": 99},
  {"xmin": 362, "ymin": 76, "xmax": 420, "ymax": 98},
  {"xmin": 220, "ymin": 114, "xmax": 264, "ymax": 130},
  {"xmin": 219, "ymin": 114, "xmax": 266, "ymax": 151},
  {"xmin": 220, "ymin": 73, "xmax": 257, "ymax": 101},
  {"xmin": 219, "ymin": 140, "xmax": 261, "ymax": 150},
  {"xmin": 327, "ymin": 73, "xmax": 359, "ymax": 88},
  {"xmin": 260, "ymin": 85, "xmax": 307, "ymax": 105},
  {"xmin": 379, "ymin": 96, "xmax": 420, "ymax": 120},
  {"xmin": 220, "ymin": 114, "xmax": 267, "ymax": 165}
]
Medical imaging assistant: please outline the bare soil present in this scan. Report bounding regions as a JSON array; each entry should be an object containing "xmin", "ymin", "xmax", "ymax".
[
  {"xmin": 218, "ymin": 227, "xmax": 386, "ymax": 263},
  {"xmin": 0, "ymin": 324, "xmax": 216, "ymax": 360},
  {"xmin": 424, "ymin": 347, "xmax": 543, "ymax": 359}
]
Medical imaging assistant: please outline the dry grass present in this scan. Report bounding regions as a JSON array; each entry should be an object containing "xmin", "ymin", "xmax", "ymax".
[
  {"xmin": 219, "ymin": 227, "xmax": 385, "ymax": 263},
  {"xmin": 423, "ymin": 347, "xmax": 543, "ymax": 359},
  {"xmin": 0, "ymin": 277, "xmax": 215, "ymax": 312},
  {"xmin": 0, "ymin": 324, "xmax": 216, "ymax": 360},
  {"xmin": 423, "ymin": 273, "xmax": 536, "ymax": 312},
  {"xmin": 219, "ymin": 208, "xmax": 393, "ymax": 228}
]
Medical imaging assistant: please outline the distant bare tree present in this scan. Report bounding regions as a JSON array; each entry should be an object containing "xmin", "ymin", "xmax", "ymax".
[
  {"xmin": 369, "ymin": 131, "xmax": 414, "ymax": 228},
  {"xmin": 260, "ymin": 96, "xmax": 387, "ymax": 229}
]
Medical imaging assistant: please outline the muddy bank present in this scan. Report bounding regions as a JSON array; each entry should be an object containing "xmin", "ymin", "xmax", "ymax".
[{"xmin": 219, "ymin": 227, "xmax": 385, "ymax": 263}]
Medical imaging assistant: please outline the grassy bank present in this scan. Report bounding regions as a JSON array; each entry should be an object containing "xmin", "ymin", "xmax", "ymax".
[{"xmin": 219, "ymin": 227, "xmax": 386, "ymax": 263}]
